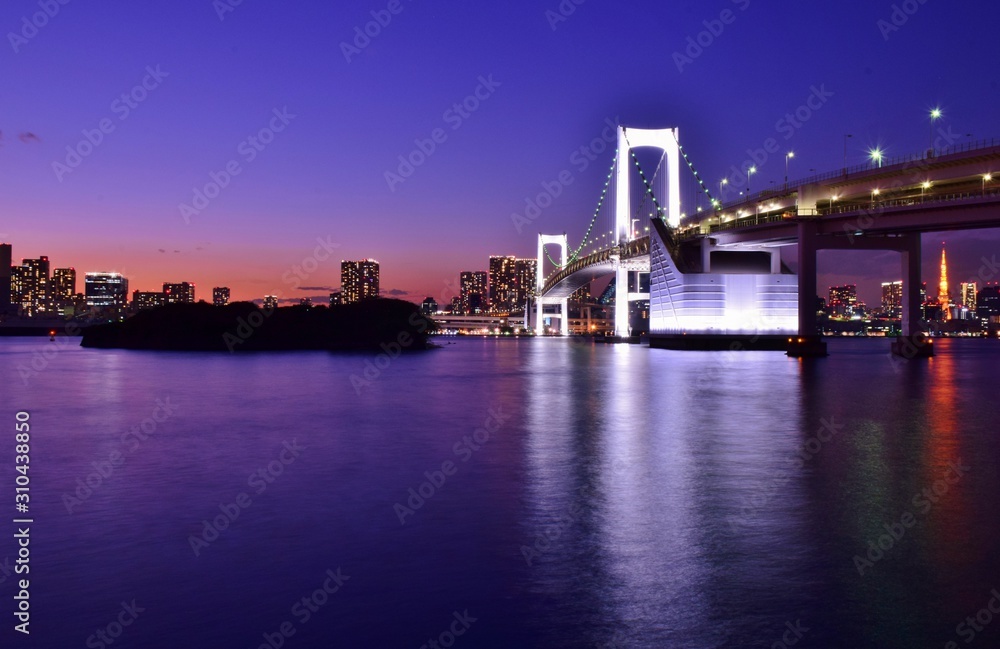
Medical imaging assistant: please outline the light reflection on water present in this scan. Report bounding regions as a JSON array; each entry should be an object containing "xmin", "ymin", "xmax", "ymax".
[{"xmin": 1, "ymin": 336, "xmax": 998, "ymax": 647}]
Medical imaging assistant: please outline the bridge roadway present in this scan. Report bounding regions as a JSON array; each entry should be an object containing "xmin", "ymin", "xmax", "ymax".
[
  {"xmin": 683, "ymin": 139, "xmax": 1000, "ymax": 245},
  {"xmin": 540, "ymin": 236, "xmax": 649, "ymax": 298}
]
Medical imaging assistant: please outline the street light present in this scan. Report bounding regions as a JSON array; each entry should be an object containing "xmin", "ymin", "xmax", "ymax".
[
  {"xmin": 843, "ymin": 134, "xmax": 852, "ymax": 172},
  {"xmin": 983, "ymin": 173, "xmax": 993, "ymax": 197},
  {"xmin": 719, "ymin": 178, "xmax": 728, "ymax": 205},
  {"xmin": 929, "ymin": 108, "xmax": 942, "ymax": 155},
  {"xmin": 746, "ymin": 165, "xmax": 757, "ymax": 193},
  {"xmin": 785, "ymin": 151, "xmax": 794, "ymax": 184},
  {"xmin": 871, "ymin": 188, "xmax": 881, "ymax": 207},
  {"xmin": 921, "ymin": 181, "xmax": 931, "ymax": 202},
  {"xmin": 868, "ymin": 147, "xmax": 884, "ymax": 168},
  {"xmin": 830, "ymin": 194, "xmax": 839, "ymax": 213}
]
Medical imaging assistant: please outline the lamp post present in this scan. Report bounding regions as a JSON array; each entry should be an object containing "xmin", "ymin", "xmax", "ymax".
[
  {"xmin": 921, "ymin": 181, "xmax": 931, "ymax": 202},
  {"xmin": 869, "ymin": 147, "xmax": 883, "ymax": 169},
  {"xmin": 871, "ymin": 188, "xmax": 880, "ymax": 208},
  {"xmin": 843, "ymin": 134, "xmax": 852, "ymax": 172},
  {"xmin": 929, "ymin": 108, "xmax": 942, "ymax": 156},
  {"xmin": 746, "ymin": 166, "xmax": 756, "ymax": 194},
  {"xmin": 983, "ymin": 173, "xmax": 992, "ymax": 197},
  {"xmin": 785, "ymin": 151, "xmax": 794, "ymax": 185},
  {"xmin": 719, "ymin": 177, "xmax": 728, "ymax": 204}
]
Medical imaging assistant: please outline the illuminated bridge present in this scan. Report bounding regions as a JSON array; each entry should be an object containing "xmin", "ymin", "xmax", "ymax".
[{"xmin": 534, "ymin": 127, "xmax": 1000, "ymax": 354}]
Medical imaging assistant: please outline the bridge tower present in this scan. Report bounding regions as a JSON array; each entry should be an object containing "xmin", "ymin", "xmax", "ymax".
[
  {"xmin": 613, "ymin": 126, "xmax": 681, "ymax": 336},
  {"xmin": 536, "ymin": 234, "xmax": 569, "ymax": 335}
]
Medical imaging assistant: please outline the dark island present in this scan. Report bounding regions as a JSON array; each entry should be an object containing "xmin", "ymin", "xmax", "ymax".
[{"xmin": 80, "ymin": 300, "xmax": 436, "ymax": 352}]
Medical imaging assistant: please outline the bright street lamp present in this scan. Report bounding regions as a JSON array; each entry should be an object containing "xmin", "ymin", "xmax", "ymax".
[
  {"xmin": 785, "ymin": 151, "xmax": 794, "ymax": 184},
  {"xmin": 983, "ymin": 173, "xmax": 993, "ymax": 196},
  {"xmin": 869, "ymin": 147, "xmax": 884, "ymax": 168},
  {"xmin": 929, "ymin": 108, "xmax": 942, "ymax": 155},
  {"xmin": 746, "ymin": 166, "xmax": 757, "ymax": 193},
  {"xmin": 871, "ymin": 188, "xmax": 881, "ymax": 206}
]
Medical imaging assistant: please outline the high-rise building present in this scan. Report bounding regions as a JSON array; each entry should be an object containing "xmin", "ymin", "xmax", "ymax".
[
  {"xmin": 14, "ymin": 256, "xmax": 51, "ymax": 316},
  {"xmin": 263, "ymin": 295, "xmax": 279, "ymax": 310},
  {"xmin": 132, "ymin": 291, "xmax": 166, "ymax": 311},
  {"xmin": 0, "ymin": 243, "xmax": 11, "ymax": 315},
  {"xmin": 488, "ymin": 256, "xmax": 516, "ymax": 313},
  {"xmin": 213, "ymin": 287, "xmax": 230, "ymax": 307},
  {"xmin": 881, "ymin": 281, "xmax": 902, "ymax": 318},
  {"xmin": 488, "ymin": 256, "xmax": 536, "ymax": 314},
  {"xmin": 421, "ymin": 297, "xmax": 438, "ymax": 315},
  {"xmin": 977, "ymin": 284, "xmax": 1000, "ymax": 320},
  {"xmin": 163, "ymin": 282, "xmax": 195, "ymax": 304},
  {"xmin": 938, "ymin": 244, "xmax": 951, "ymax": 320},
  {"xmin": 85, "ymin": 273, "xmax": 129, "ymax": 312},
  {"xmin": 51, "ymin": 268, "xmax": 76, "ymax": 312},
  {"xmin": 828, "ymin": 284, "xmax": 858, "ymax": 317},
  {"xmin": 341, "ymin": 259, "xmax": 380, "ymax": 304},
  {"xmin": 460, "ymin": 271, "xmax": 488, "ymax": 314},
  {"xmin": 515, "ymin": 258, "xmax": 537, "ymax": 309},
  {"xmin": 961, "ymin": 282, "xmax": 977, "ymax": 311}
]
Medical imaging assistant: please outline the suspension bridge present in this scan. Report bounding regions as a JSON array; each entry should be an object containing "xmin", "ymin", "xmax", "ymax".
[{"xmin": 533, "ymin": 125, "xmax": 1000, "ymax": 356}]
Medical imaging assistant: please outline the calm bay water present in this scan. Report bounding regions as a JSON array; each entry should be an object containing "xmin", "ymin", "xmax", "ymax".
[{"xmin": 1, "ymin": 336, "xmax": 999, "ymax": 648}]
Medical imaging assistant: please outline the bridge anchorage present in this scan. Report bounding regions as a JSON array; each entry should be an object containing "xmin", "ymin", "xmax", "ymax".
[{"xmin": 536, "ymin": 126, "xmax": 1000, "ymax": 356}]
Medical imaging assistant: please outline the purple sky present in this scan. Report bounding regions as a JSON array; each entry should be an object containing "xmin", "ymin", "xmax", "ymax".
[{"xmin": 2, "ymin": 0, "xmax": 1000, "ymax": 306}]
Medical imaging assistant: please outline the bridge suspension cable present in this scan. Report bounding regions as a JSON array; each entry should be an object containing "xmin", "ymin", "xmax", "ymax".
[{"xmin": 542, "ymin": 149, "xmax": 618, "ymax": 270}]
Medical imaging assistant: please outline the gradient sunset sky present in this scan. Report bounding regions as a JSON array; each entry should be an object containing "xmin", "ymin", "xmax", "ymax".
[{"xmin": 2, "ymin": 0, "xmax": 1000, "ymax": 306}]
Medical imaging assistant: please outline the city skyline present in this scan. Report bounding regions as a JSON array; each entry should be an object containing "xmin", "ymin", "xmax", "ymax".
[{"xmin": 2, "ymin": 1, "xmax": 1000, "ymax": 307}]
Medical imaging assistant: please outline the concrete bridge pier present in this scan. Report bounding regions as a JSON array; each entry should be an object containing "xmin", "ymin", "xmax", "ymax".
[
  {"xmin": 893, "ymin": 233, "xmax": 934, "ymax": 358},
  {"xmin": 788, "ymin": 221, "xmax": 828, "ymax": 357}
]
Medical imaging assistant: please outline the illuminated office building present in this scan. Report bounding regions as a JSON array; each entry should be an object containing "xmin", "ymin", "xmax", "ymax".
[
  {"xmin": 163, "ymin": 282, "xmax": 196, "ymax": 304},
  {"xmin": 489, "ymin": 256, "xmax": 536, "ymax": 314},
  {"xmin": 460, "ymin": 271, "xmax": 488, "ymax": 314},
  {"xmin": 213, "ymin": 287, "xmax": 231, "ymax": 306},
  {"xmin": 341, "ymin": 260, "xmax": 380, "ymax": 304},
  {"xmin": 85, "ymin": 273, "xmax": 129, "ymax": 312},
  {"xmin": 132, "ymin": 291, "xmax": 166, "ymax": 311},
  {"xmin": 828, "ymin": 284, "xmax": 858, "ymax": 317},
  {"xmin": 16, "ymin": 256, "xmax": 50, "ymax": 316},
  {"xmin": 961, "ymin": 282, "xmax": 977, "ymax": 311},
  {"xmin": 881, "ymin": 281, "xmax": 902, "ymax": 318},
  {"xmin": 51, "ymin": 268, "xmax": 77, "ymax": 312}
]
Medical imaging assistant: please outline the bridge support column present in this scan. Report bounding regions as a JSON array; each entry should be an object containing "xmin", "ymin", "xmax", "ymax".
[
  {"xmin": 614, "ymin": 264, "xmax": 628, "ymax": 338},
  {"xmin": 893, "ymin": 233, "xmax": 933, "ymax": 358},
  {"xmin": 789, "ymin": 221, "xmax": 828, "ymax": 357}
]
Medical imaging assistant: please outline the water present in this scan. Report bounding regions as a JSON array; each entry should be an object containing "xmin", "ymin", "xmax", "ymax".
[{"xmin": 1, "ymin": 336, "xmax": 999, "ymax": 648}]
